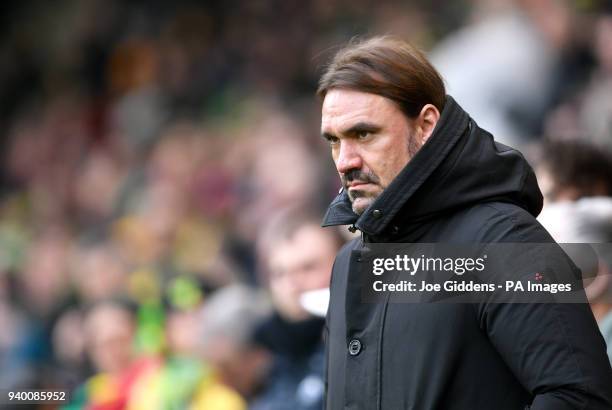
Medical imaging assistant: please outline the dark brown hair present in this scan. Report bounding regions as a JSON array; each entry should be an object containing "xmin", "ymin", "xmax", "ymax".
[
  {"xmin": 540, "ymin": 138, "xmax": 612, "ymax": 199},
  {"xmin": 317, "ymin": 36, "xmax": 446, "ymax": 117}
]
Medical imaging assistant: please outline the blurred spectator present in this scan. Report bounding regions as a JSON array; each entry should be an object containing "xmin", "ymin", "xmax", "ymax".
[
  {"xmin": 535, "ymin": 138, "xmax": 612, "ymax": 203},
  {"xmin": 536, "ymin": 136, "xmax": 612, "ymax": 365},
  {"xmin": 538, "ymin": 197, "xmax": 612, "ymax": 364},
  {"xmin": 122, "ymin": 296, "xmax": 212, "ymax": 410},
  {"xmin": 63, "ymin": 300, "xmax": 162, "ymax": 410},
  {"xmin": 545, "ymin": 5, "xmax": 612, "ymax": 145},
  {"xmin": 250, "ymin": 208, "xmax": 344, "ymax": 410},
  {"xmin": 51, "ymin": 308, "xmax": 90, "ymax": 391},
  {"xmin": 577, "ymin": 9, "xmax": 612, "ymax": 145},
  {"xmin": 431, "ymin": 0, "xmax": 567, "ymax": 144},
  {"xmin": 0, "ymin": 286, "xmax": 34, "ymax": 390},
  {"xmin": 257, "ymin": 208, "xmax": 342, "ymax": 320},
  {"xmin": 69, "ymin": 241, "xmax": 128, "ymax": 304},
  {"xmin": 197, "ymin": 284, "xmax": 272, "ymax": 409}
]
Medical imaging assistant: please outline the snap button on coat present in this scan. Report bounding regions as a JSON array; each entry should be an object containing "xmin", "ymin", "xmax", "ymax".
[{"xmin": 348, "ymin": 339, "xmax": 362, "ymax": 356}]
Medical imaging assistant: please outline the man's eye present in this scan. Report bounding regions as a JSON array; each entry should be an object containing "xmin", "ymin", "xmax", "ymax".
[
  {"xmin": 357, "ymin": 130, "xmax": 369, "ymax": 139},
  {"xmin": 326, "ymin": 135, "xmax": 339, "ymax": 145}
]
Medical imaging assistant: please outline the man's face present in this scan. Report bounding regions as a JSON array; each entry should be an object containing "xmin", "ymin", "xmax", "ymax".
[
  {"xmin": 85, "ymin": 305, "xmax": 135, "ymax": 374},
  {"xmin": 321, "ymin": 89, "xmax": 420, "ymax": 215},
  {"xmin": 205, "ymin": 338, "xmax": 270, "ymax": 398},
  {"xmin": 268, "ymin": 224, "xmax": 336, "ymax": 320}
]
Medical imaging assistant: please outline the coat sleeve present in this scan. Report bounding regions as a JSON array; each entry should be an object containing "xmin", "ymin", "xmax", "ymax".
[
  {"xmin": 475, "ymin": 205, "xmax": 612, "ymax": 409},
  {"xmin": 478, "ymin": 301, "xmax": 612, "ymax": 409}
]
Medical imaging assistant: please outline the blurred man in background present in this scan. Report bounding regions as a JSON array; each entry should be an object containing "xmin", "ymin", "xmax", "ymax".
[
  {"xmin": 64, "ymin": 300, "xmax": 161, "ymax": 410},
  {"xmin": 535, "ymin": 138, "xmax": 612, "ymax": 203},
  {"xmin": 197, "ymin": 284, "xmax": 271, "ymax": 409},
  {"xmin": 539, "ymin": 197, "xmax": 612, "ymax": 364},
  {"xmin": 252, "ymin": 208, "xmax": 344, "ymax": 410},
  {"xmin": 536, "ymin": 137, "xmax": 612, "ymax": 365}
]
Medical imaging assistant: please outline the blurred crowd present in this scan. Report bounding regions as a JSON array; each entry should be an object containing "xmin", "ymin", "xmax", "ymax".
[{"xmin": 0, "ymin": 0, "xmax": 611, "ymax": 409}]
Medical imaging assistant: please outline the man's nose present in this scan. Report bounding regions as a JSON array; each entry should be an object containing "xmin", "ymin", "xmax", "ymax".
[{"xmin": 335, "ymin": 141, "xmax": 363, "ymax": 174}]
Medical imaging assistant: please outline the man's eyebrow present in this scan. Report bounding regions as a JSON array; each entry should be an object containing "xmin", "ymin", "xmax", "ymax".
[
  {"xmin": 321, "ymin": 122, "xmax": 382, "ymax": 139},
  {"xmin": 343, "ymin": 122, "xmax": 382, "ymax": 135}
]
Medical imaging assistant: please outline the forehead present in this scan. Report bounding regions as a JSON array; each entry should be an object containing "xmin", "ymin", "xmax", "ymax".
[
  {"xmin": 269, "ymin": 226, "xmax": 336, "ymax": 266},
  {"xmin": 321, "ymin": 89, "xmax": 400, "ymax": 131}
]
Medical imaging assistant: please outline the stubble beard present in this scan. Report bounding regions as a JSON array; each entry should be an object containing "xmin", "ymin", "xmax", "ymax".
[
  {"xmin": 342, "ymin": 169, "xmax": 383, "ymax": 215},
  {"xmin": 349, "ymin": 188, "xmax": 381, "ymax": 215}
]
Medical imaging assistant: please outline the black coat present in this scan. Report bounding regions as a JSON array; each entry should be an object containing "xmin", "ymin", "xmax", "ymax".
[
  {"xmin": 321, "ymin": 97, "xmax": 612, "ymax": 409},
  {"xmin": 251, "ymin": 314, "xmax": 325, "ymax": 410}
]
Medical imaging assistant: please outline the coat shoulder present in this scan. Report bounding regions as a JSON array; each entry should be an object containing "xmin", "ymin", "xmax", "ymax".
[{"xmin": 443, "ymin": 201, "xmax": 555, "ymax": 243}]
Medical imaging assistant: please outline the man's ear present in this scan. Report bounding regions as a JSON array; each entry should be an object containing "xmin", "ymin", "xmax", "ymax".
[{"xmin": 416, "ymin": 104, "xmax": 440, "ymax": 145}]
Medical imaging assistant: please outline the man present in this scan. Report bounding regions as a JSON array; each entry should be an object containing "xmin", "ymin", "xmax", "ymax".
[
  {"xmin": 318, "ymin": 36, "xmax": 612, "ymax": 409},
  {"xmin": 539, "ymin": 196, "xmax": 612, "ymax": 364},
  {"xmin": 197, "ymin": 284, "xmax": 271, "ymax": 406},
  {"xmin": 251, "ymin": 209, "xmax": 344, "ymax": 410},
  {"xmin": 257, "ymin": 208, "xmax": 343, "ymax": 321},
  {"xmin": 535, "ymin": 138, "xmax": 612, "ymax": 203},
  {"xmin": 64, "ymin": 300, "xmax": 162, "ymax": 410}
]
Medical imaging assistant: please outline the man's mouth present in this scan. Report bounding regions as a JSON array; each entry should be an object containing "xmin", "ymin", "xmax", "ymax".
[
  {"xmin": 348, "ymin": 181, "xmax": 370, "ymax": 189},
  {"xmin": 341, "ymin": 169, "xmax": 381, "ymax": 192}
]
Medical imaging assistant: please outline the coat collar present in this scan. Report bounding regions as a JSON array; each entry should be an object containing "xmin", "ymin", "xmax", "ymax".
[{"xmin": 321, "ymin": 95, "xmax": 470, "ymax": 236}]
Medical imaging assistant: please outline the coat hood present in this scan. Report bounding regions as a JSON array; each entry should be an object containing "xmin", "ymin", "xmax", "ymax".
[{"xmin": 321, "ymin": 96, "xmax": 543, "ymax": 237}]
